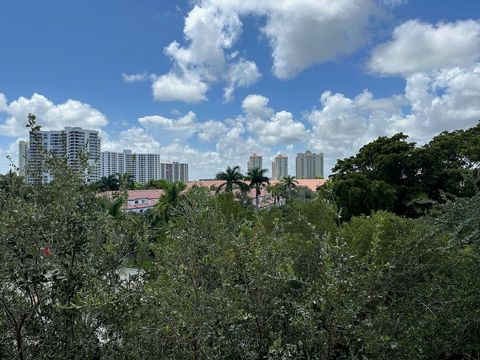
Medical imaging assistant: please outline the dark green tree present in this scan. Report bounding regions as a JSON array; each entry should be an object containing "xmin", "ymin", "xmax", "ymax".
[
  {"xmin": 247, "ymin": 168, "xmax": 270, "ymax": 210},
  {"xmin": 215, "ymin": 165, "xmax": 248, "ymax": 193},
  {"xmin": 96, "ymin": 174, "xmax": 120, "ymax": 192}
]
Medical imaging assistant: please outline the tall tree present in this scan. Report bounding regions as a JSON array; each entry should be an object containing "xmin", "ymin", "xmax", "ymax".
[
  {"xmin": 118, "ymin": 173, "xmax": 135, "ymax": 190},
  {"xmin": 281, "ymin": 175, "xmax": 298, "ymax": 202},
  {"xmin": 154, "ymin": 180, "xmax": 187, "ymax": 221},
  {"xmin": 96, "ymin": 174, "xmax": 120, "ymax": 192},
  {"xmin": 330, "ymin": 133, "xmax": 423, "ymax": 218},
  {"xmin": 215, "ymin": 166, "xmax": 248, "ymax": 193},
  {"xmin": 248, "ymin": 168, "xmax": 270, "ymax": 210}
]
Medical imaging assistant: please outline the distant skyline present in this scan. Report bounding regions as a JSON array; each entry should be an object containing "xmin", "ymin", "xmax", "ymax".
[{"xmin": 1, "ymin": 0, "xmax": 480, "ymax": 179}]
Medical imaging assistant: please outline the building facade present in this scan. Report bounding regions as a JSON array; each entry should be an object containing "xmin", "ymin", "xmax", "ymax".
[
  {"xmin": 18, "ymin": 141, "xmax": 29, "ymax": 177},
  {"xmin": 28, "ymin": 127, "xmax": 100, "ymax": 184},
  {"xmin": 101, "ymin": 150, "xmax": 134, "ymax": 178},
  {"xmin": 272, "ymin": 154, "xmax": 288, "ymax": 180},
  {"xmin": 161, "ymin": 162, "xmax": 189, "ymax": 183},
  {"xmin": 247, "ymin": 153, "xmax": 263, "ymax": 172},
  {"xmin": 296, "ymin": 150, "xmax": 324, "ymax": 179},
  {"xmin": 101, "ymin": 150, "xmax": 161, "ymax": 184},
  {"xmin": 100, "ymin": 150, "xmax": 189, "ymax": 184}
]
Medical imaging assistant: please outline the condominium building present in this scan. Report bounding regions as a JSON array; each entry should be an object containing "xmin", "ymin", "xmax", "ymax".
[
  {"xmin": 28, "ymin": 127, "xmax": 101, "ymax": 184},
  {"xmin": 161, "ymin": 162, "xmax": 189, "ymax": 183},
  {"xmin": 272, "ymin": 154, "xmax": 288, "ymax": 180},
  {"xmin": 296, "ymin": 150, "xmax": 324, "ymax": 179},
  {"xmin": 101, "ymin": 150, "xmax": 161, "ymax": 184},
  {"xmin": 18, "ymin": 141, "xmax": 29, "ymax": 177},
  {"xmin": 247, "ymin": 153, "xmax": 263, "ymax": 172},
  {"xmin": 101, "ymin": 150, "xmax": 134, "ymax": 178}
]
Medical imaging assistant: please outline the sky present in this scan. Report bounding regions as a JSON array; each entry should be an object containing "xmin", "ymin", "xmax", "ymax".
[{"xmin": 1, "ymin": 0, "xmax": 480, "ymax": 179}]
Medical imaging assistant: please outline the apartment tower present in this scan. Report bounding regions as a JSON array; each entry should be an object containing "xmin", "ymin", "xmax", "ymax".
[
  {"xmin": 247, "ymin": 153, "xmax": 263, "ymax": 172},
  {"xmin": 28, "ymin": 127, "xmax": 100, "ymax": 184},
  {"xmin": 296, "ymin": 150, "xmax": 324, "ymax": 179},
  {"xmin": 18, "ymin": 141, "xmax": 29, "ymax": 177},
  {"xmin": 272, "ymin": 154, "xmax": 288, "ymax": 180}
]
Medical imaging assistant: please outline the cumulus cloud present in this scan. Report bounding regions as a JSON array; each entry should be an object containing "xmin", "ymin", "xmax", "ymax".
[
  {"xmin": 307, "ymin": 63, "xmax": 480, "ymax": 173},
  {"xmin": 146, "ymin": 4, "xmax": 259, "ymax": 103},
  {"xmin": 369, "ymin": 20, "xmax": 480, "ymax": 76},
  {"xmin": 127, "ymin": 0, "xmax": 385, "ymax": 102},
  {"xmin": 224, "ymin": 59, "xmax": 261, "ymax": 101},
  {"xmin": 0, "ymin": 93, "xmax": 108, "ymax": 137},
  {"xmin": 152, "ymin": 72, "xmax": 208, "ymax": 103},
  {"xmin": 242, "ymin": 94, "xmax": 307, "ymax": 146},
  {"xmin": 204, "ymin": 0, "xmax": 380, "ymax": 78},
  {"xmin": 101, "ymin": 127, "xmax": 162, "ymax": 154}
]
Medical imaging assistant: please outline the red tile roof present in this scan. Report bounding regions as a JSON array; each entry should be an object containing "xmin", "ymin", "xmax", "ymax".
[{"xmin": 186, "ymin": 179, "xmax": 326, "ymax": 192}]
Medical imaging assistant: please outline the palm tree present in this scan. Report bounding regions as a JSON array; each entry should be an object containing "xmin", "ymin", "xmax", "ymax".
[
  {"xmin": 154, "ymin": 180, "xmax": 187, "ymax": 221},
  {"xmin": 215, "ymin": 165, "xmax": 248, "ymax": 193},
  {"xmin": 96, "ymin": 174, "xmax": 120, "ymax": 192},
  {"xmin": 268, "ymin": 183, "xmax": 285, "ymax": 204},
  {"xmin": 118, "ymin": 172, "xmax": 135, "ymax": 190},
  {"xmin": 281, "ymin": 175, "xmax": 298, "ymax": 202},
  {"xmin": 248, "ymin": 168, "xmax": 270, "ymax": 210}
]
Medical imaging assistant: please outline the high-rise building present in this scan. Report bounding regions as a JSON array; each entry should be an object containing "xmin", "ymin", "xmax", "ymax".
[
  {"xmin": 296, "ymin": 150, "xmax": 324, "ymax": 179},
  {"xmin": 101, "ymin": 150, "xmax": 161, "ymax": 184},
  {"xmin": 101, "ymin": 150, "xmax": 134, "ymax": 178},
  {"xmin": 247, "ymin": 153, "xmax": 263, "ymax": 172},
  {"xmin": 28, "ymin": 127, "xmax": 100, "ymax": 184},
  {"xmin": 161, "ymin": 162, "xmax": 188, "ymax": 183},
  {"xmin": 18, "ymin": 141, "xmax": 29, "ymax": 177},
  {"xmin": 272, "ymin": 154, "xmax": 288, "ymax": 180}
]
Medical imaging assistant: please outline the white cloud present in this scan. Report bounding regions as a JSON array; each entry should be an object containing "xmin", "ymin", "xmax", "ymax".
[
  {"xmin": 152, "ymin": 72, "xmax": 208, "ymax": 103},
  {"xmin": 0, "ymin": 93, "xmax": 108, "ymax": 137},
  {"xmin": 308, "ymin": 90, "xmax": 405, "ymax": 165},
  {"xmin": 131, "ymin": 0, "xmax": 384, "ymax": 102},
  {"xmin": 369, "ymin": 20, "xmax": 480, "ymax": 76},
  {"xmin": 101, "ymin": 127, "xmax": 161, "ymax": 154},
  {"xmin": 198, "ymin": 120, "xmax": 228, "ymax": 142},
  {"xmin": 242, "ymin": 94, "xmax": 274, "ymax": 118},
  {"xmin": 224, "ymin": 59, "xmax": 261, "ymax": 101},
  {"xmin": 205, "ymin": 0, "xmax": 380, "ymax": 78},
  {"xmin": 138, "ymin": 111, "xmax": 198, "ymax": 140},
  {"xmin": 122, "ymin": 72, "xmax": 152, "ymax": 82},
  {"xmin": 242, "ymin": 94, "xmax": 307, "ymax": 146}
]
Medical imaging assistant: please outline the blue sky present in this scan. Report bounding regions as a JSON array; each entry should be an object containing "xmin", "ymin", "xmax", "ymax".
[{"xmin": 1, "ymin": 0, "xmax": 480, "ymax": 179}]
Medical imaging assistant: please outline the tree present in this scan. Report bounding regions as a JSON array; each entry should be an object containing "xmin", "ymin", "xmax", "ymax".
[
  {"xmin": 267, "ymin": 183, "xmax": 285, "ymax": 205},
  {"xmin": 118, "ymin": 173, "xmax": 135, "ymax": 190},
  {"xmin": 215, "ymin": 166, "xmax": 248, "ymax": 193},
  {"xmin": 281, "ymin": 175, "xmax": 298, "ymax": 202},
  {"xmin": 247, "ymin": 168, "xmax": 270, "ymax": 210},
  {"xmin": 0, "ymin": 116, "xmax": 149, "ymax": 359},
  {"xmin": 154, "ymin": 180, "xmax": 187, "ymax": 221},
  {"xmin": 330, "ymin": 133, "xmax": 424, "ymax": 218},
  {"xmin": 96, "ymin": 174, "xmax": 120, "ymax": 192}
]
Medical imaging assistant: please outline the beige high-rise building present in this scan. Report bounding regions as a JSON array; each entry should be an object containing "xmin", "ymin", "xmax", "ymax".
[
  {"xmin": 296, "ymin": 150, "xmax": 324, "ymax": 179},
  {"xmin": 18, "ymin": 141, "xmax": 29, "ymax": 177},
  {"xmin": 247, "ymin": 153, "xmax": 263, "ymax": 172},
  {"xmin": 161, "ymin": 162, "xmax": 188, "ymax": 183},
  {"xmin": 272, "ymin": 154, "xmax": 288, "ymax": 180}
]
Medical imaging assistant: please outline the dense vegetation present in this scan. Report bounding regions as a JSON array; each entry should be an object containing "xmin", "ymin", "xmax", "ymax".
[{"xmin": 0, "ymin": 122, "xmax": 479, "ymax": 359}]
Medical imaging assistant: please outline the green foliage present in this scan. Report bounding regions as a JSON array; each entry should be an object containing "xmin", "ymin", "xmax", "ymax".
[
  {"xmin": 0, "ymin": 156, "xmax": 149, "ymax": 359},
  {"xmin": 215, "ymin": 165, "xmax": 249, "ymax": 193},
  {"xmin": 329, "ymin": 124, "xmax": 480, "ymax": 219},
  {"xmin": 247, "ymin": 168, "xmax": 270, "ymax": 210},
  {"xmin": 2, "ymin": 116, "xmax": 480, "ymax": 359},
  {"xmin": 153, "ymin": 180, "xmax": 187, "ymax": 221},
  {"xmin": 96, "ymin": 174, "xmax": 120, "ymax": 192}
]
